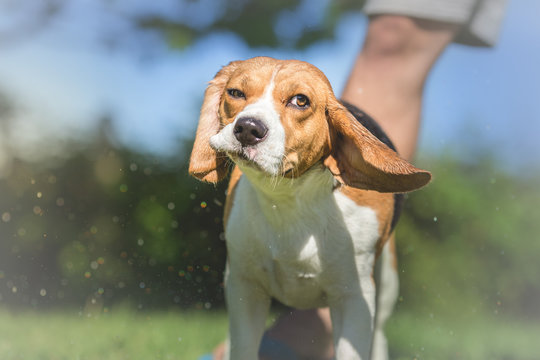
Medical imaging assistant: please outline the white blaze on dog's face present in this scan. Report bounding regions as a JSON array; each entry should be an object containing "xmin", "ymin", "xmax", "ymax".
[
  {"xmin": 190, "ymin": 56, "xmax": 431, "ymax": 193},
  {"xmin": 208, "ymin": 57, "xmax": 332, "ymax": 177}
]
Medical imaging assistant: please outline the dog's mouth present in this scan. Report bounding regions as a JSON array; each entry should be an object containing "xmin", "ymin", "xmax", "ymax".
[
  {"xmin": 227, "ymin": 149, "xmax": 294, "ymax": 177},
  {"xmin": 228, "ymin": 147, "xmax": 258, "ymax": 163},
  {"xmin": 227, "ymin": 149, "xmax": 266, "ymax": 172}
]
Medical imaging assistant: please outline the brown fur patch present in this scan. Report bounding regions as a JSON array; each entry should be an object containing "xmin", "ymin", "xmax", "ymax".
[{"xmin": 339, "ymin": 185, "xmax": 395, "ymax": 260}]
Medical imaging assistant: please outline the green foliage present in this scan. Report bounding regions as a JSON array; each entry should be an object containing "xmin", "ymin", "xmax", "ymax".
[
  {"xmin": 0, "ymin": 133, "xmax": 228, "ymax": 311},
  {"xmin": 136, "ymin": 0, "xmax": 365, "ymax": 49},
  {"xmin": 395, "ymin": 154, "xmax": 540, "ymax": 321}
]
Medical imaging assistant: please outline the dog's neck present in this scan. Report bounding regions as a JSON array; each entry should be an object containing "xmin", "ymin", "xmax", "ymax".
[{"xmin": 237, "ymin": 162, "xmax": 337, "ymax": 225}]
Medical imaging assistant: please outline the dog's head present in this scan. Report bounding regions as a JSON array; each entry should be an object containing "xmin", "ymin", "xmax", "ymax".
[{"xmin": 189, "ymin": 57, "xmax": 430, "ymax": 192}]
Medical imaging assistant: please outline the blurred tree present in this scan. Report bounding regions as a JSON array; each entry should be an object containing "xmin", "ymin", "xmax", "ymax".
[
  {"xmin": 0, "ymin": 0, "xmax": 364, "ymax": 50},
  {"xmin": 0, "ymin": 122, "xmax": 228, "ymax": 311},
  {"xmin": 137, "ymin": 0, "xmax": 364, "ymax": 49},
  {"xmin": 396, "ymin": 155, "xmax": 540, "ymax": 321}
]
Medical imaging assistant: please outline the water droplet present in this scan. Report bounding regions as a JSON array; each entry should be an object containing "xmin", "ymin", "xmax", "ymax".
[
  {"xmin": 200, "ymin": 201, "xmax": 207, "ymax": 208},
  {"xmin": 139, "ymin": 282, "xmax": 145, "ymax": 289},
  {"xmin": 178, "ymin": 337, "xmax": 182, "ymax": 342},
  {"xmin": 137, "ymin": 238, "xmax": 144, "ymax": 246},
  {"xmin": 272, "ymin": 204, "xmax": 277, "ymax": 210},
  {"xmin": 40, "ymin": 289, "xmax": 47, "ymax": 296},
  {"xmin": 2, "ymin": 212, "xmax": 11, "ymax": 222},
  {"xmin": 36, "ymin": 192, "xmax": 43, "ymax": 199},
  {"xmin": 119, "ymin": 184, "xmax": 128, "ymax": 193},
  {"xmin": 433, "ymin": 216, "xmax": 438, "ymax": 222},
  {"xmin": 90, "ymin": 261, "xmax": 99, "ymax": 270},
  {"xmin": 168, "ymin": 202, "xmax": 175, "ymax": 210}
]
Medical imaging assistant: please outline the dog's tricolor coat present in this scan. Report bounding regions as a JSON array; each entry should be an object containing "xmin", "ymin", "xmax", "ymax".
[{"xmin": 189, "ymin": 57, "xmax": 430, "ymax": 360}]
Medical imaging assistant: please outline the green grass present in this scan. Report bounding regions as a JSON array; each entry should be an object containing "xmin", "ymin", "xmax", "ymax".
[
  {"xmin": 0, "ymin": 307, "xmax": 539, "ymax": 359},
  {"xmin": 386, "ymin": 311, "xmax": 540, "ymax": 360},
  {"xmin": 0, "ymin": 307, "xmax": 228, "ymax": 360}
]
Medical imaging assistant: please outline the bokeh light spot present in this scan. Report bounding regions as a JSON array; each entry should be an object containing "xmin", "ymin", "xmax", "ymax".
[{"xmin": 2, "ymin": 212, "xmax": 11, "ymax": 222}]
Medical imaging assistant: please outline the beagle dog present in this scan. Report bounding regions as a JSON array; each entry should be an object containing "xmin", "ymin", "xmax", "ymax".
[{"xmin": 189, "ymin": 57, "xmax": 430, "ymax": 360}]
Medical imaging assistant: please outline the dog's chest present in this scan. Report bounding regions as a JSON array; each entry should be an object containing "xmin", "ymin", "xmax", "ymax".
[{"xmin": 225, "ymin": 174, "xmax": 380, "ymax": 308}]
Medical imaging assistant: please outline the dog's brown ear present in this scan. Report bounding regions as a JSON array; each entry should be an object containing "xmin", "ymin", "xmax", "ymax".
[
  {"xmin": 189, "ymin": 62, "xmax": 239, "ymax": 183},
  {"xmin": 324, "ymin": 98, "xmax": 431, "ymax": 193}
]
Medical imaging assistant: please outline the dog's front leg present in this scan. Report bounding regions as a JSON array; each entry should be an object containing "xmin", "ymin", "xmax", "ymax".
[
  {"xmin": 226, "ymin": 270, "xmax": 270, "ymax": 360},
  {"xmin": 329, "ymin": 276, "xmax": 376, "ymax": 360}
]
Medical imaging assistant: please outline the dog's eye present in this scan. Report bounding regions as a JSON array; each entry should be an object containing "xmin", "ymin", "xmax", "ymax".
[
  {"xmin": 227, "ymin": 88, "xmax": 246, "ymax": 99},
  {"xmin": 289, "ymin": 94, "xmax": 310, "ymax": 109}
]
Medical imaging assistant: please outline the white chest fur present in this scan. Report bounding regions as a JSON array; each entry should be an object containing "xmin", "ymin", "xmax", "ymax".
[{"xmin": 225, "ymin": 166, "xmax": 380, "ymax": 309}]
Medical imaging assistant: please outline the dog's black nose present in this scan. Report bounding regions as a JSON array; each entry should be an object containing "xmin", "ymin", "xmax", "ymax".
[{"xmin": 233, "ymin": 117, "xmax": 268, "ymax": 146}]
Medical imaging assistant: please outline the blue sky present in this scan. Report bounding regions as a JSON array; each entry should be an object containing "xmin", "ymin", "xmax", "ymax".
[{"xmin": 0, "ymin": 0, "xmax": 538, "ymax": 174}]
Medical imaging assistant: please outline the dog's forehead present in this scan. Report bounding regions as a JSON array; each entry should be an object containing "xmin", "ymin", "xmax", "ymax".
[{"xmin": 230, "ymin": 58, "xmax": 331, "ymax": 90}]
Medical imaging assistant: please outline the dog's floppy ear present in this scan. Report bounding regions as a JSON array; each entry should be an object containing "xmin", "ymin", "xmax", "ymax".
[
  {"xmin": 323, "ymin": 98, "xmax": 431, "ymax": 193},
  {"xmin": 189, "ymin": 62, "xmax": 239, "ymax": 183}
]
